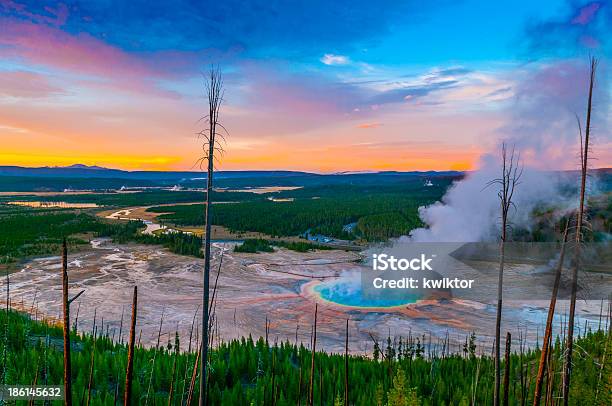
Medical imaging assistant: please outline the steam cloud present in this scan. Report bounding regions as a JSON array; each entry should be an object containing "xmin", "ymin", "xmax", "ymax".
[{"xmin": 409, "ymin": 60, "xmax": 610, "ymax": 243}]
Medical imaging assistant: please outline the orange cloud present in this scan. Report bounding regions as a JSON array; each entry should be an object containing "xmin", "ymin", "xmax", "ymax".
[{"xmin": 356, "ymin": 122, "xmax": 382, "ymax": 129}]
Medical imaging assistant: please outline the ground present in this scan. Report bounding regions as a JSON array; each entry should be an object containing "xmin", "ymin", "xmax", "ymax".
[{"xmin": 6, "ymin": 238, "xmax": 608, "ymax": 355}]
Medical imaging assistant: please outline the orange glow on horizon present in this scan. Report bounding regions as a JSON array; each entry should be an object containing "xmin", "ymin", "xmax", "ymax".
[
  {"xmin": 0, "ymin": 153, "xmax": 183, "ymax": 171},
  {"xmin": 0, "ymin": 148, "xmax": 479, "ymax": 173}
]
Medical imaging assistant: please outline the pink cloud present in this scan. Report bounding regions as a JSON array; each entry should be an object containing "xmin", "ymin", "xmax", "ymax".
[
  {"xmin": 1, "ymin": 20, "xmax": 158, "ymax": 78},
  {"xmin": 238, "ymin": 62, "xmax": 365, "ymax": 119},
  {"xmin": 0, "ymin": 70, "xmax": 63, "ymax": 98},
  {"xmin": 0, "ymin": 19, "xmax": 204, "ymax": 98},
  {"xmin": 571, "ymin": 2, "xmax": 601, "ymax": 25}
]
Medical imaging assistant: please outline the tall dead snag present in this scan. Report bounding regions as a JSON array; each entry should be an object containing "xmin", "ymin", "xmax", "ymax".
[
  {"xmin": 181, "ymin": 307, "xmax": 199, "ymax": 406},
  {"xmin": 86, "ymin": 327, "xmax": 96, "ymax": 406},
  {"xmin": 563, "ymin": 57, "xmax": 597, "ymax": 406},
  {"xmin": 187, "ymin": 349, "xmax": 201, "ymax": 406},
  {"xmin": 145, "ymin": 309, "xmax": 165, "ymax": 406},
  {"xmin": 62, "ymin": 238, "xmax": 73, "ymax": 406},
  {"xmin": 533, "ymin": 221, "xmax": 570, "ymax": 405},
  {"xmin": 309, "ymin": 304, "xmax": 318, "ymax": 406},
  {"xmin": 2, "ymin": 259, "xmax": 9, "ymax": 387},
  {"xmin": 503, "ymin": 332, "xmax": 511, "ymax": 406},
  {"xmin": 487, "ymin": 143, "xmax": 522, "ymax": 406},
  {"xmin": 168, "ymin": 329, "xmax": 180, "ymax": 406},
  {"xmin": 124, "ymin": 286, "xmax": 138, "ymax": 406},
  {"xmin": 345, "ymin": 318, "xmax": 349, "ymax": 406},
  {"xmin": 198, "ymin": 66, "xmax": 225, "ymax": 406}
]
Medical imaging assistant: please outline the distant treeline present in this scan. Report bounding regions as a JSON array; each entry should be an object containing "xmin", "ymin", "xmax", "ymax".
[
  {"xmin": 150, "ymin": 182, "xmax": 450, "ymax": 242},
  {"xmin": 1, "ymin": 310, "xmax": 608, "ymax": 405},
  {"xmin": 234, "ymin": 238, "xmax": 332, "ymax": 253},
  {"xmin": 98, "ymin": 220, "xmax": 204, "ymax": 258},
  {"xmin": 0, "ymin": 175, "xmax": 159, "ymax": 192},
  {"xmin": 0, "ymin": 207, "xmax": 342, "ymax": 264},
  {"xmin": 0, "ymin": 190, "xmax": 259, "ymax": 206},
  {"xmin": 513, "ymin": 194, "xmax": 611, "ymax": 242},
  {"xmin": 0, "ymin": 209, "xmax": 105, "ymax": 263},
  {"xmin": 0, "ymin": 208, "xmax": 203, "ymax": 263}
]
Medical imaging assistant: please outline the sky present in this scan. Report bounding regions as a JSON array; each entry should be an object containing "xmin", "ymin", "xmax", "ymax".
[{"xmin": 0, "ymin": 0, "xmax": 610, "ymax": 172}]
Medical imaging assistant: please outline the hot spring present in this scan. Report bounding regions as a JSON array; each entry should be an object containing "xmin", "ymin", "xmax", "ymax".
[{"xmin": 312, "ymin": 277, "xmax": 420, "ymax": 308}]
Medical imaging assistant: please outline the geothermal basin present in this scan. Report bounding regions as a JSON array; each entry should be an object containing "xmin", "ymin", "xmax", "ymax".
[{"xmin": 5, "ymin": 238, "xmax": 608, "ymax": 355}]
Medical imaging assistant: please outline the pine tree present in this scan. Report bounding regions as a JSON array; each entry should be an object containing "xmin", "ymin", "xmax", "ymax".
[{"xmin": 387, "ymin": 369, "xmax": 420, "ymax": 406}]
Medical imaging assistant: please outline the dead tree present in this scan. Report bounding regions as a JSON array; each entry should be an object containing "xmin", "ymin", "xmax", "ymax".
[
  {"xmin": 86, "ymin": 327, "xmax": 96, "ymax": 406},
  {"xmin": 118, "ymin": 306, "xmax": 125, "ymax": 345},
  {"xmin": 187, "ymin": 348, "xmax": 201, "ymax": 406},
  {"xmin": 345, "ymin": 318, "xmax": 349, "ymax": 406},
  {"xmin": 487, "ymin": 143, "xmax": 522, "ymax": 406},
  {"xmin": 198, "ymin": 66, "xmax": 225, "ymax": 406},
  {"xmin": 181, "ymin": 307, "xmax": 199, "ymax": 406},
  {"xmin": 563, "ymin": 56, "xmax": 597, "ymax": 406},
  {"xmin": 168, "ymin": 329, "xmax": 180, "ymax": 406},
  {"xmin": 62, "ymin": 238, "xmax": 73, "ymax": 406},
  {"xmin": 124, "ymin": 286, "xmax": 138, "ymax": 406},
  {"xmin": 503, "ymin": 332, "xmax": 511, "ymax": 406},
  {"xmin": 145, "ymin": 309, "xmax": 165, "ymax": 406},
  {"xmin": 533, "ymin": 221, "xmax": 570, "ymax": 405},
  {"xmin": 28, "ymin": 367, "xmax": 38, "ymax": 406},
  {"xmin": 2, "ymin": 261, "xmax": 9, "ymax": 388},
  {"xmin": 309, "ymin": 304, "xmax": 318, "ymax": 406}
]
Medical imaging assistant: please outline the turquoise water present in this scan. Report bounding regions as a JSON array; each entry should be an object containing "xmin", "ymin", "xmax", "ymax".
[{"xmin": 314, "ymin": 279, "xmax": 420, "ymax": 308}]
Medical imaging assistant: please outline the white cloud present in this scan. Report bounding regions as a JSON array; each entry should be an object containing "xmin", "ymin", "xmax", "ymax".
[{"xmin": 320, "ymin": 54, "xmax": 350, "ymax": 66}]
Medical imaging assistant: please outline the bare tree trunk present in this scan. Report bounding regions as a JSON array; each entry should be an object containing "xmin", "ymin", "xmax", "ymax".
[
  {"xmin": 309, "ymin": 304, "xmax": 318, "ymax": 406},
  {"xmin": 181, "ymin": 307, "xmax": 199, "ymax": 406},
  {"xmin": 187, "ymin": 349, "xmax": 201, "ymax": 406},
  {"xmin": 533, "ymin": 222, "xmax": 570, "ymax": 405},
  {"xmin": 199, "ymin": 67, "xmax": 224, "ymax": 406},
  {"xmin": 494, "ymin": 233, "xmax": 505, "ymax": 406},
  {"xmin": 595, "ymin": 302, "xmax": 610, "ymax": 401},
  {"xmin": 545, "ymin": 338, "xmax": 554, "ymax": 406},
  {"xmin": 124, "ymin": 286, "xmax": 138, "ymax": 406},
  {"xmin": 503, "ymin": 332, "xmax": 511, "ymax": 406},
  {"xmin": 563, "ymin": 56, "xmax": 597, "ymax": 406},
  {"xmin": 2, "ymin": 266, "xmax": 8, "ymax": 388},
  {"xmin": 61, "ymin": 238, "xmax": 73, "ymax": 406},
  {"xmin": 489, "ymin": 143, "xmax": 521, "ymax": 406},
  {"xmin": 118, "ymin": 306, "xmax": 124, "ymax": 345},
  {"xmin": 73, "ymin": 301, "xmax": 80, "ymax": 333},
  {"xmin": 168, "ymin": 330, "xmax": 180, "ymax": 406},
  {"xmin": 28, "ymin": 366, "xmax": 38, "ymax": 406},
  {"xmin": 345, "ymin": 318, "xmax": 349, "ymax": 406},
  {"xmin": 86, "ymin": 327, "xmax": 96, "ymax": 406},
  {"xmin": 145, "ymin": 310, "xmax": 165, "ymax": 406}
]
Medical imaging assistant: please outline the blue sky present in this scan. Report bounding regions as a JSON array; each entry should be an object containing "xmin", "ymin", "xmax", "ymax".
[{"xmin": 0, "ymin": 0, "xmax": 610, "ymax": 171}]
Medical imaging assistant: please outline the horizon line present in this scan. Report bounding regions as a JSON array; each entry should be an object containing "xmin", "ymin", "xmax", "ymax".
[{"xmin": 1, "ymin": 163, "xmax": 611, "ymax": 175}]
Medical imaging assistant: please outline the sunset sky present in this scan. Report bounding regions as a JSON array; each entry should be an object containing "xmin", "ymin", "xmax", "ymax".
[{"xmin": 0, "ymin": 0, "xmax": 610, "ymax": 172}]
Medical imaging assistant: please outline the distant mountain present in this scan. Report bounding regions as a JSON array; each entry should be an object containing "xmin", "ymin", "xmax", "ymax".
[
  {"xmin": 64, "ymin": 164, "xmax": 109, "ymax": 170},
  {"xmin": 1, "ymin": 164, "xmax": 608, "ymax": 193},
  {"xmin": 0, "ymin": 165, "xmax": 440, "ymax": 179},
  {"xmin": 0, "ymin": 165, "xmax": 313, "ymax": 180},
  {"xmin": 0, "ymin": 166, "xmax": 469, "ymax": 192}
]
